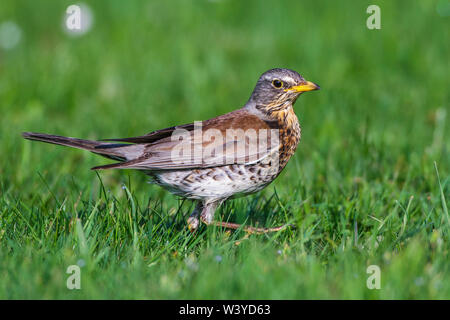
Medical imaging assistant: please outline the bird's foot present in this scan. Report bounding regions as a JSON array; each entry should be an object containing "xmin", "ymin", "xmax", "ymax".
[
  {"xmin": 187, "ymin": 216, "xmax": 200, "ymax": 232},
  {"xmin": 187, "ymin": 201, "xmax": 204, "ymax": 232},
  {"xmin": 201, "ymin": 218, "xmax": 294, "ymax": 234},
  {"xmin": 189, "ymin": 200, "xmax": 293, "ymax": 234}
]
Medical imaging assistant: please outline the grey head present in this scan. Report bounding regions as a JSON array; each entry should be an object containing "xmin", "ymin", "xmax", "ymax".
[{"xmin": 245, "ymin": 68, "xmax": 320, "ymax": 111}]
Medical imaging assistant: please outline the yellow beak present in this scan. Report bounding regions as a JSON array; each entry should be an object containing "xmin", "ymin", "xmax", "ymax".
[{"xmin": 286, "ymin": 81, "xmax": 320, "ymax": 93}]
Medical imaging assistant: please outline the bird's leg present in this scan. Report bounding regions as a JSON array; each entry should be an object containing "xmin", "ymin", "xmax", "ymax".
[
  {"xmin": 187, "ymin": 201, "xmax": 203, "ymax": 232},
  {"xmin": 199, "ymin": 200, "xmax": 219, "ymax": 225},
  {"xmin": 199, "ymin": 200, "xmax": 293, "ymax": 234}
]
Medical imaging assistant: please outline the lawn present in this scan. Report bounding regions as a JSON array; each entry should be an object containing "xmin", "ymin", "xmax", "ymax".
[{"xmin": 0, "ymin": 0, "xmax": 448, "ymax": 299}]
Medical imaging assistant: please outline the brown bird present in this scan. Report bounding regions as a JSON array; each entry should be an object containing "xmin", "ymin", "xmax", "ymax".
[{"xmin": 23, "ymin": 68, "xmax": 319, "ymax": 233}]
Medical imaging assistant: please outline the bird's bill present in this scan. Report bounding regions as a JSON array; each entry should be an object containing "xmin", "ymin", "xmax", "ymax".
[{"xmin": 286, "ymin": 81, "xmax": 320, "ymax": 93}]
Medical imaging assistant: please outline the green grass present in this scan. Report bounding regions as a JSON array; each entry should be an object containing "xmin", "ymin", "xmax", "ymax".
[{"xmin": 0, "ymin": 0, "xmax": 449, "ymax": 299}]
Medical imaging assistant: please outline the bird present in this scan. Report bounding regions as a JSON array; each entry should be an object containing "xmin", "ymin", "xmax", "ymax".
[{"xmin": 23, "ymin": 68, "xmax": 319, "ymax": 233}]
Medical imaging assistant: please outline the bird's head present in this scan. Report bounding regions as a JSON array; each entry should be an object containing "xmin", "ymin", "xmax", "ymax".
[{"xmin": 247, "ymin": 68, "xmax": 320, "ymax": 114}]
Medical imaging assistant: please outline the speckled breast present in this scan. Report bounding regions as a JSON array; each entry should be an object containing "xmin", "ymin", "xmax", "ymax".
[{"xmin": 151, "ymin": 129, "xmax": 301, "ymax": 200}]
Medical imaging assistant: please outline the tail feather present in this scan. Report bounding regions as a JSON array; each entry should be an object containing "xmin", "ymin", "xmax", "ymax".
[
  {"xmin": 23, "ymin": 132, "xmax": 104, "ymax": 151},
  {"xmin": 22, "ymin": 132, "xmax": 145, "ymax": 164}
]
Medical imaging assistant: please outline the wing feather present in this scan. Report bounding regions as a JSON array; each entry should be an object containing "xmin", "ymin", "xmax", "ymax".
[{"xmin": 93, "ymin": 110, "xmax": 281, "ymax": 171}]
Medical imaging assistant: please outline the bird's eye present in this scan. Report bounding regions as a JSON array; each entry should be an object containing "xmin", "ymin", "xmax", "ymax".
[{"xmin": 272, "ymin": 79, "xmax": 283, "ymax": 88}]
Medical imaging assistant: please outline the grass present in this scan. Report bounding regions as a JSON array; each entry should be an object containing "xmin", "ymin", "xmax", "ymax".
[{"xmin": 0, "ymin": 0, "xmax": 449, "ymax": 299}]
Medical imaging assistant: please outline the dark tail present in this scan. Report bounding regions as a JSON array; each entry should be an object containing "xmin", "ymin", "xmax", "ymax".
[{"xmin": 22, "ymin": 132, "xmax": 145, "ymax": 163}]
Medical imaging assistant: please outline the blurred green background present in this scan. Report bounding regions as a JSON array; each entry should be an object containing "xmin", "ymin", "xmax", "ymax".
[{"xmin": 0, "ymin": 0, "xmax": 448, "ymax": 299}]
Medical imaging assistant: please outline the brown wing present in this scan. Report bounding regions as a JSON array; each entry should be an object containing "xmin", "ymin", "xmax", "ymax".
[
  {"xmin": 101, "ymin": 123, "xmax": 195, "ymax": 144},
  {"xmin": 93, "ymin": 109, "xmax": 281, "ymax": 171}
]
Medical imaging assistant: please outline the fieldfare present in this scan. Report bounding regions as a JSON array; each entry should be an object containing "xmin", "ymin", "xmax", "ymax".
[{"xmin": 23, "ymin": 68, "xmax": 320, "ymax": 233}]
